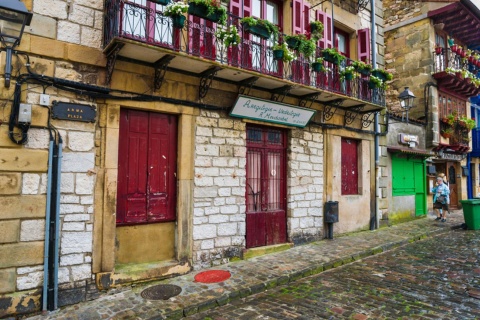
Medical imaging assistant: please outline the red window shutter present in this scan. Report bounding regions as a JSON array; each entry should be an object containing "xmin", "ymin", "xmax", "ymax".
[
  {"xmin": 293, "ymin": 0, "xmax": 302, "ymax": 34},
  {"xmin": 229, "ymin": 0, "xmax": 241, "ymax": 17},
  {"xmin": 243, "ymin": 0, "xmax": 252, "ymax": 17},
  {"xmin": 316, "ymin": 10, "xmax": 332, "ymax": 49},
  {"xmin": 341, "ymin": 138, "xmax": 359, "ymax": 195},
  {"xmin": 188, "ymin": 16, "xmax": 216, "ymax": 60},
  {"xmin": 357, "ymin": 28, "xmax": 370, "ymax": 63},
  {"xmin": 303, "ymin": 2, "xmax": 310, "ymax": 34}
]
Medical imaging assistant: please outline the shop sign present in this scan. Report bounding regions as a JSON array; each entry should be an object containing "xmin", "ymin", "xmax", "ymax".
[
  {"xmin": 52, "ymin": 101, "xmax": 96, "ymax": 122},
  {"xmin": 230, "ymin": 95, "xmax": 316, "ymax": 128},
  {"xmin": 398, "ymin": 133, "xmax": 418, "ymax": 147},
  {"xmin": 437, "ymin": 152, "xmax": 465, "ymax": 161}
]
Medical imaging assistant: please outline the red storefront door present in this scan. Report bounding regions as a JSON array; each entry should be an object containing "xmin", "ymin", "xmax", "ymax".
[
  {"xmin": 245, "ymin": 125, "xmax": 287, "ymax": 248},
  {"xmin": 116, "ymin": 109, "xmax": 177, "ymax": 225}
]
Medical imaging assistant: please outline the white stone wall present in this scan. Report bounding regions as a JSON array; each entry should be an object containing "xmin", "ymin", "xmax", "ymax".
[
  {"xmin": 18, "ymin": 120, "xmax": 95, "ymax": 291},
  {"xmin": 31, "ymin": 0, "xmax": 103, "ymax": 48},
  {"xmin": 287, "ymin": 126, "xmax": 324, "ymax": 243},
  {"xmin": 192, "ymin": 111, "xmax": 247, "ymax": 269}
]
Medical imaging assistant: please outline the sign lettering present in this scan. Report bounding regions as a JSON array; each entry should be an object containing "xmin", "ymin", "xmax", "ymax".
[
  {"xmin": 52, "ymin": 101, "xmax": 96, "ymax": 123},
  {"xmin": 230, "ymin": 95, "xmax": 316, "ymax": 128}
]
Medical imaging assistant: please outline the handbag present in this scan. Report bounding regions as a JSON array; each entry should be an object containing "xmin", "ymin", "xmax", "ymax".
[{"xmin": 436, "ymin": 195, "xmax": 446, "ymax": 203}]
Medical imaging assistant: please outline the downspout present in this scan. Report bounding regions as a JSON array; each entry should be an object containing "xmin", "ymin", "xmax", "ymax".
[
  {"xmin": 331, "ymin": 0, "xmax": 334, "ymax": 45},
  {"xmin": 53, "ymin": 137, "xmax": 63, "ymax": 310},
  {"xmin": 371, "ymin": 0, "xmax": 379, "ymax": 230},
  {"xmin": 42, "ymin": 137, "xmax": 54, "ymax": 311}
]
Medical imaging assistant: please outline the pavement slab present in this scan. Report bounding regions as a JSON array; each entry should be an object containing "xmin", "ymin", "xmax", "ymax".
[{"xmin": 25, "ymin": 210, "xmax": 468, "ymax": 320}]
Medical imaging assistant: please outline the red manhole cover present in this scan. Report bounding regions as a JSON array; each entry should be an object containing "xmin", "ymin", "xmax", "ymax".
[{"xmin": 194, "ymin": 270, "xmax": 231, "ymax": 283}]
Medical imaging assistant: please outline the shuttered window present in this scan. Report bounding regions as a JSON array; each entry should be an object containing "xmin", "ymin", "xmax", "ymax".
[{"xmin": 341, "ymin": 138, "xmax": 359, "ymax": 195}]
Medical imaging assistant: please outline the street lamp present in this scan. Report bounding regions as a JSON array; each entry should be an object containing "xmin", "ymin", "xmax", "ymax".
[
  {"xmin": 398, "ymin": 87, "xmax": 416, "ymax": 122},
  {"xmin": 0, "ymin": 0, "xmax": 32, "ymax": 88}
]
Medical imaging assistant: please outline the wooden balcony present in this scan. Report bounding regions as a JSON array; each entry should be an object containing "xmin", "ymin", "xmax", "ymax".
[{"xmin": 103, "ymin": 0, "xmax": 386, "ymax": 112}]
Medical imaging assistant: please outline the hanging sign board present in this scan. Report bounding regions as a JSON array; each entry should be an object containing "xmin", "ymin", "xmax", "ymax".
[
  {"xmin": 230, "ymin": 95, "xmax": 316, "ymax": 128},
  {"xmin": 51, "ymin": 101, "xmax": 96, "ymax": 123}
]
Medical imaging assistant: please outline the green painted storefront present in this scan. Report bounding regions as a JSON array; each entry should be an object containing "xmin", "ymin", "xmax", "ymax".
[{"xmin": 391, "ymin": 154, "xmax": 427, "ymax": 217}]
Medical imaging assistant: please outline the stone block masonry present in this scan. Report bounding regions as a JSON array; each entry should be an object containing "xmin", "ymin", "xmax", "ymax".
[{"xmin": 192, "ymin": 110, "xmax": 325, "ymax": 269}]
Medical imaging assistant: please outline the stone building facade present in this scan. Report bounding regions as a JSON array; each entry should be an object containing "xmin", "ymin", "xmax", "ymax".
[{"xmin": 0, "ymin": 0, "xmax": 388, "ymax": 317}]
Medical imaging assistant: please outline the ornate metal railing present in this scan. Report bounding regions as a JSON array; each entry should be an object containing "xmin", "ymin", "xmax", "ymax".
[
  {"xmin": 433, "ymin": 47, "xmax": 480, "ymax": 74},
  {"xmin": 104, "ymin": 0, "xmax": 385, "ymax": 106},
  {"xmin": 440, "ymin": 120, "xmax": 470, "ymax": 146}
]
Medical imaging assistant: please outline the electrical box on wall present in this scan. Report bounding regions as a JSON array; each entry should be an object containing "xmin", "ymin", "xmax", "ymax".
[
  {"xmin": 18, "ymin": 104, "xmax": 32, "ymax": 123},
  {"xmin": 40, "ymin": 94, "xmax": 50, "ymax": 106}
]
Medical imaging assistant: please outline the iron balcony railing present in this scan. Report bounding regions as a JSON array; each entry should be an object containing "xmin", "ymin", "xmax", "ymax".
[
  {"xmin": 433, "ymin": 47, "xmax": 480, "ymax": 77},
  {"xmin": 104, "ymin": 0, "xmax": 385, "ymax": 106}
]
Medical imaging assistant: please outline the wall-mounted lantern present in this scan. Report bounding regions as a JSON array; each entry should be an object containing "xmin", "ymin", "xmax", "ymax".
[
  {"xmin": 0, "ymin": 0, "xmax": 33, "ymax": 87},
  {"xmin": 398, "ymin": 87, "xmax": 416, "ymax": 122}
]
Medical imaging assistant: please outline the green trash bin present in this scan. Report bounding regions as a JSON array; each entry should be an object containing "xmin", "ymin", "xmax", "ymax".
[{"xmin": 460, "ymin": 199, "xmax": 480, "ymax": 230}]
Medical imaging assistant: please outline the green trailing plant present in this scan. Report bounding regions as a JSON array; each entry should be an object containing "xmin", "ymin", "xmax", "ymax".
[
  {"xmin": 284, "ymin": 34, "xmax": 316, "ymax": 59},
  {"xmin": 459, "ymin": 116, "xmax": 476, "ymax": 130},
  {"xmin": 321, "ymin": 47, "xmax": 346, "ymax": 65},
  {"xmin": 340, "ymin": 65, "xmax": 357, "ymax": 80},
  {"xmin": 369, "ymin": 75, "xmax": 386, "ymax": 89},
  {"xmin": 351, "ymin": 60, "xmax": 372, "ymax": 73},
  {"xmin": 189, "ymin": 0, "xmax": 227, "ymax": 25},
  {"xmin": 441, "ymin": 127, "xmax": 454, "ymax": 138},
  {"xmin": 371, "ymin": 68, "xmax": 393, "ymax": 81},
  {"xmin": 215, "ymin": 25, "xmax": 241, "ymax": 46},
  {"xmin": 271, "ymin": 42, "xmax": 296, "ymax": 62},
  {"xmin": 309, "ymin": 21, "xmax": 324, "ymax": 40},
  {"xmin": 240, "ymin": 16, "xmax": 279, "ymax": 40},
  {"xmin": 163, "ymin": 0, "xmax": 189, "ymax": 16}
]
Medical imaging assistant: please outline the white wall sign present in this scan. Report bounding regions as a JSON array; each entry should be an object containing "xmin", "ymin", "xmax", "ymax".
[{"xmin": 230, "ymin": 95, "xmax": 316, "ymax": 128}]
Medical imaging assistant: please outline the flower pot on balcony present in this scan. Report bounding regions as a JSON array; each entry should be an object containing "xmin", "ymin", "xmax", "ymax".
[
  {"xmin": 312, "ymin": 62, "xmax": 324, "ymax": 72},
  {"xmin": 451, "ymin": 44, "xmax": 458, "ymax": 53},
  {"xmin": 242, "ymin": 23, "xmax": 271, "ymax": 39},
  {"xmin": 448, "ymin": 38, "xmax": 455, "ymax": 47},
  {"xmin": 273, "ymin": 49, "xmax": 284, "ymax": 60},
  {"xmin": 171, "ymin": 15, "xmax": 186, "ymax": 29},
  {"xmin": 371, "ymin": 70, "xmax": 386, "ymax": 81},
  {"xmin": 286, "ymin": 37, "xmax": 300, "ymax": 50},
  {"xmin": 152, "ymin": 0, "xmax": 171, "ymax": 5},
  {"xmin": 344, "ymin": 73, "xmax": 354, "ymax": 81},
  {"xmin": 188, "ymin": 2, "xmax": 222, "ymax": 23}
]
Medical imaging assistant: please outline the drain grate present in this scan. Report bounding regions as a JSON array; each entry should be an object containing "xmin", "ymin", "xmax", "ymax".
[{"xmin": 141, "ymin": 284, "xmax": 182, "ymax": 300}]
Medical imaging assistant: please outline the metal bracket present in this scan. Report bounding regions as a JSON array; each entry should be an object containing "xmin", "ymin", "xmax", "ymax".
[
  {"xmin": 361, "ymin": 112, "xmax": 375, "ymax": 128},
  {"xmin": 199, "ymin": 66, "xmax": 222, "ymax": 99},
  {"xmin": 323, "ymin": 99, "xmax": 344, "ymax": 122},
  {"xmin": 344, "ymin": 105, "xmax": 365, "ymax": 126},
  {"xmin": 105, "ymin": 43, "xmax": 123, "ymax": 86},
  {"xmin": 238, "ymin": 77, "xmax": 259, "ymax": 95},
  {"xmin": 358, "ymin": 0, "xmax": 369, "ymax": 12},
  {"xmin": 299, "ymin": 92, "xmax": 320, "ymax": 108},
  {"xmin": 271, "ymin": 85, "xmax": 293, "ymax": 102},
  {"xmin": 154, "ymin": 55, "xmax": 175, "ymax": 91}
]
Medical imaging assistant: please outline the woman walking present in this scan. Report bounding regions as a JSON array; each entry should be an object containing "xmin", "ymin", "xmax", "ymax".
[{"xmin": 432, "ymin": 176, "xmax": 450, "ymax": 222}]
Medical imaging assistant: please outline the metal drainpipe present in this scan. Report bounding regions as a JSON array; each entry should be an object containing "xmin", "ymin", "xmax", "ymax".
[
  {"xmin": 371, "ymin": 0, "xmax": 379, "ymax": 230},
  {"xmin": 53, "ymin": 137, "xmax": 63, "ymax": 310},
  {"xmin": 42, "ymin": 138, "xmax": 54, "ymax": 311}
]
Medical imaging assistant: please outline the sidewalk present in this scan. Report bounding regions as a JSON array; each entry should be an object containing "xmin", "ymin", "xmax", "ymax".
[{"xmin": 27, "ymin": 210, "xmax": 466, "ymax": 320}]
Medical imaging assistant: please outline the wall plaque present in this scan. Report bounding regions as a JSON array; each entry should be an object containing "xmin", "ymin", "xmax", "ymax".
[
  {"xmin": 51, "ymin": 101, "xmax": 96, "ymax": 122},
  {"xmin": 230, "ymin": 95, "xmax": 316, "ymax": 128}
]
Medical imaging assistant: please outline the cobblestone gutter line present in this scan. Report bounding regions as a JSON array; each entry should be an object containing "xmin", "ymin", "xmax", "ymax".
[{"xmin": 161, "ymin": 222, "xmax": 463, "ymax": 319}]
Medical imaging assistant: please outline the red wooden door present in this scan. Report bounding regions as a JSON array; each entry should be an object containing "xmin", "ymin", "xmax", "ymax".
[
  {"xmin": 447, "ymin": 162, "xmax": 458, "ymax": 208},
  {"xmin": 246, "ymin": 126, "xmax": 287, "ymax": 248},
  {"xmin": 341, "ymin": 138, "xmax": 358, "ymax": 195},
  {"xmin": 117, "ymin": 109, "xmax": 177, "ymax": 225}
]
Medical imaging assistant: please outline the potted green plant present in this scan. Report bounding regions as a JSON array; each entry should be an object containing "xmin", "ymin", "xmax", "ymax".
[
  {"xmin": 283, "ymin": 34, "xmax": 316, "ymax": 59},
  {"xmin": 271, "ymin": 42, "xmax": 295, "ymax": 62},
  {"xmin": 459, "ymin": 116, "xmax": 476, "ymax": 130},
  {"xmin": 371, "ymin": 68, "xmax": 393, "ymax": 81},
  {"xmin": 153, "ymin": 0, "xmax": 172, "ymax": 5},
  {"xmin": 311, "ymin": 57, "xmax": 325, "ymax": 72},
  {"xmin": 441, "ymin": 127, "xmax": 454, "ymax": 139},
  {"xmin": 340, "ymin": 66, "xmax": 356, "ymax": 81},
  {"xmin": 240, "ymin": 16, "xmax": 278, "ymax": 40},
  {"xmin": 215, "ymin": 25, "xmax": 241, "ymax": 47},
  {"xmin": 163, "ymin": 0, "xmax": 189, "ymax": 28},
  {"xmin": 321, "ymin": 47, "xmax": 346, "ymax": 65},
  {"xmin": 351, "ymin": 60, "xmax": 372, "ymax": 75},
  {"xmin": 368, "ymin": 75, "xmax": 385, "ymax": 89},
  {"xmin": 188, "ymin": 0, "xmax": 227, "ymax": 25},
  {"xmin": 309, "ymin": 21, "xmax": 324, "ymax": 40}
]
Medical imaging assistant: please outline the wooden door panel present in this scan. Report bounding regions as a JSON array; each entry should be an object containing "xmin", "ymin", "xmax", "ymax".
[
  {"xmin": 265, "ymin": 211, "xmax": 287, "ymax": 245},
  {"xmin": 447, "ymin": 163, "xmax": 458, "ymax": 208},
  {"xmin": 246, "ymin": 212, "xmax": 266, "ymax": 248},
  {"xmin": 125, "ymin": 197, "xmax": 147, "ymax": 223}
]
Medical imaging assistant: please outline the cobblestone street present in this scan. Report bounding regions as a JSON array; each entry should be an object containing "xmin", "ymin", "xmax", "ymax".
[{"xmin": 188, "ymin": 229, "xmax": 480, "ymax": 319}]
